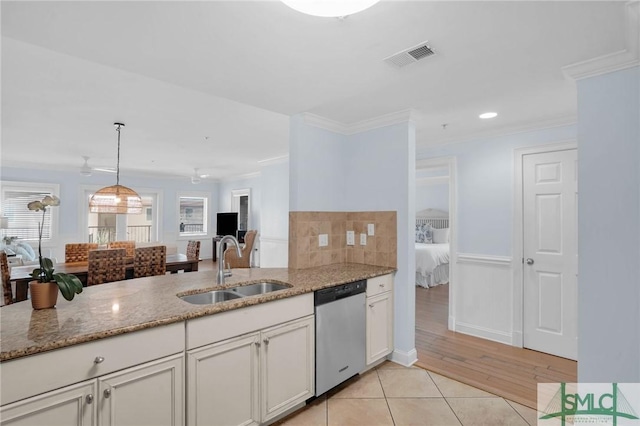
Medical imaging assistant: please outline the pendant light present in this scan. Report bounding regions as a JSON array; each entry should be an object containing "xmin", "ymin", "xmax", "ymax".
[{"xmin": 89, "ymin": 123, "xmax": 143, "ymax": 214}]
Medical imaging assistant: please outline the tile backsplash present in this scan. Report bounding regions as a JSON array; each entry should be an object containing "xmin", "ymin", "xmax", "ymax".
[{"xmin": 289, "ymin": 211, "xmax": 397, "ymax": 269}]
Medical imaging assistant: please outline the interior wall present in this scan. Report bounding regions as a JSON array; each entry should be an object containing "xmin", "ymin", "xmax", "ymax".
[
  {"xmin": 577, "ymin": 65, "xmax": 640, "ymax": 382},
  {"xmin": 288, "ymin": 115, "xmax": 417, "ymax": 365},
  {"xmin": 0, "ymin": 166, "xmax": 219, "ymax": 260},
  {"xmin": 260, "ymin": 159, "xmax": 290, "ymax": 267},
  {"xmin": 417, "ymin": 124, "xmax": 577, "ymax": 344},
  {"xmin": 416, "ymin": 182, "xmax": 449, "ymax": 213},
  {"xmin": 217, "ymin": 174, "xmax": 262, "ymax": 232}
]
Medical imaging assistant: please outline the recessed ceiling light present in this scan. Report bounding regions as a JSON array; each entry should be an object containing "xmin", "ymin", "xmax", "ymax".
[
  {"xmin": 281, "ymin": 0, "xmax": 380, "ymax": 17},
  {"xmin": 479, "ymin": 112, "xmax": 498, "ymax": 119}
]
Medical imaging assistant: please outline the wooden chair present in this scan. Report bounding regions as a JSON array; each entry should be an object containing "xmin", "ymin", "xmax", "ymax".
[
  {"xmin": 108, "ymin": 241, "xmax": 136, "ymax": 258},
  {"xmin": 223, "ymin": 230, "xmax": 257, "ymax": 268},
  {"xmin": 65, "ymin": 243, "xmax": 99, "ymax": 263},
  {"xmin": 134, "ymin": 246, "xmax": 166, "ymax": 278},
  {"xmin": 87, "ymin": 248, "xmax": 125, "ymax": 286},
  {"xmin": 1, "ymin": 252, "xmax": 13, "ymax": 305},
  {"xmin": 186, "ymin": 240, "xmax": 200, "ymax": 260}
]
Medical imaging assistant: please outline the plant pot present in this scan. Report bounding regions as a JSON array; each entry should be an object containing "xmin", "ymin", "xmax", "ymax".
[{"xmin": 29, "ymin": 281, "xmax": 58, "ymax": 310}]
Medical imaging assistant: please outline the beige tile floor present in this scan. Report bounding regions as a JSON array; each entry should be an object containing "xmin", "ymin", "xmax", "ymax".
[{"xmin": 276, "ymin": 362, "xmax": 539, "ymax": 426}]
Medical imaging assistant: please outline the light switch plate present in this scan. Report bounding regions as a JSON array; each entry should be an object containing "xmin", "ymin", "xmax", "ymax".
[
  {"xmin": 346, "ymin": 230, "xmax": 355, "ymax": 246},
  {"xmin": 319, "ymin": 234, "xmax": 329, "ymax": 247},
  {"xmin": 360, "ymin": 233, "xmax": 367, "ymax": 245},
  {"xmin": 368, "ymin": 223, "xmax": 375, "ymax": 236}
]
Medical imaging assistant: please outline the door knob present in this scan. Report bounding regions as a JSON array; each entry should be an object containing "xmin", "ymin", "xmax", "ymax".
[{"xmin": 526, "ymin": 258, "xmax": 534, "ymax": 265}]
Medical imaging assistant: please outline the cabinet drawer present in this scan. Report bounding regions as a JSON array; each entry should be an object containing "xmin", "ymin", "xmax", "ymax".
[
  {"xmin": 366, "ymin": 274, "xmax": 393, "ymax": 297},
  {"xmin": 187, "ymin": 293, "xmax": 313, "ymax": 350},
  {"xmin": 1, "ymin": 322, "xmax": 185, "ymax": 406}
]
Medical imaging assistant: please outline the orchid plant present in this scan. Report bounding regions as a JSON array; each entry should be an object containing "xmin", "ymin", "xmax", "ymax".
[{"xmin": 28, "ymin": 195, "xmax": 83, "ymax": 301}]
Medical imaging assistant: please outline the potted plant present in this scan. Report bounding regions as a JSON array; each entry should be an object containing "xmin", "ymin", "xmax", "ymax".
[{"xmin": 28, "ymin": 195, "xmax": 83, "ymax": 309}]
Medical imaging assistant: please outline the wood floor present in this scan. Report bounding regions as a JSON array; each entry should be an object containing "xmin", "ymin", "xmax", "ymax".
[{"xmin": 414, "ymin": 284, "xmax": 577, "ymax": 409}]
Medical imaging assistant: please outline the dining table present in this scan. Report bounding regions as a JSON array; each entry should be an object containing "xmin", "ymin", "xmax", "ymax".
[{"xmin": 9, "ymin": 254, "xmax": 199, "ymax": 302}]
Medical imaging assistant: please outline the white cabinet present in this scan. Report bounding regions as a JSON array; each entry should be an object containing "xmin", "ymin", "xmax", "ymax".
[
  {"xmin": 366, "ymin": 274, "xmax": 394, "ymax": 365},
  {"xmin": 0, "ymin": 354, "xmax": 184, "ymax": 426},
  {"xmin": 187, "ymin": 316, "xmax": 314, "ymax": 426},
  {"xmin": 0, "ymin": 381, "xmax": 96, "ymax": 426}
]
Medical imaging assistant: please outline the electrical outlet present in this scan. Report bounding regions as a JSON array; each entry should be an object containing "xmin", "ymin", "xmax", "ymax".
[
  {"xmin": 360, "ymin": 233, "xmax": 367, "ymax": 245},
  {"xmin": 346, "ymin": 230, "xmax": 355, "ymax": 246},
  {"xmin": 319, "ymin": 234, "xmax": 329, "ymax": 247},
  {"xmin": 368, "ymin": 223, "xmax": 375, "ymax": 236}
]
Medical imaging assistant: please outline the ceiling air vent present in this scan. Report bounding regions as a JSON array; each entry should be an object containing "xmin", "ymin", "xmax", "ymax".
[{"xmin": 384, "ymin": 41, "xmax": 435, "ymax": 68}]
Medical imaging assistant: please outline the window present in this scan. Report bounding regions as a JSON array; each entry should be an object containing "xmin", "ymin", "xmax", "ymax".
[
  {"xmin": 178, "ymin": 193, "xmax": 209, "ymax": 237},
  {"xmin": 231, "ymin": 189, "xmax": 250, "ymax": 231},
  {"xmin": 1, "ymin": 181, "xmax": 60, "ymax": 243}
]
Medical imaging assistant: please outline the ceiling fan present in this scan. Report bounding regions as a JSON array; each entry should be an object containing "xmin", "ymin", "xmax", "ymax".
[
  {"xmin": 190, "ymin": 168, "xmax": 211, "ymax": 184},
  {"xmin": 80, "ymin": 156, "xmax": 116, "ymax": 176}
]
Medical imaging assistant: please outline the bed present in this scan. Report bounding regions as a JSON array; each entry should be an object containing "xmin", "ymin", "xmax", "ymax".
[{"xmin": 415, "ymin": 209, "xmax": 450, "ymax": 288}]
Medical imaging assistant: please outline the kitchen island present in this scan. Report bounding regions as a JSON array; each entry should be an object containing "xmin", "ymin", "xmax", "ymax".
[{"xmin": 0, "ymin": 263, "xmax": 395, "ymax": 426}]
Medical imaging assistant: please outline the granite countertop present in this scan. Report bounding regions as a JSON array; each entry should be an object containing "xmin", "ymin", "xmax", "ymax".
[{"xmin": 0, "ymin": 263, "xmax": 395, "ymax": 362}]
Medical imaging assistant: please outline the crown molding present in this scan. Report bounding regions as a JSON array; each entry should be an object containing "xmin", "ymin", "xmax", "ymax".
[
  {"xmin": 257, "ymin": 154, "xmax": 289, "ymax": 166},
  {"xmin": 220, "ymin": 171, "xmax": 261, "ymax": 183},
  {"xmin": 562, "ymin": 1, "xmax": 639, "ymax": 81},
  {"xmin": 302, "ymin": 109, "xmax": 417, "ymax": 135}
]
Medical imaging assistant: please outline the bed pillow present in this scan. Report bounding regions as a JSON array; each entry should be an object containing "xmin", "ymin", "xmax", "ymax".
[
  {"xmin": 432, "ymin": 227, "xmax": 450, "ymax": 244},
  {"xmin": 415, "ymin": 223, "xmax": 433, "ymax": 244},
  {"xmin": 15, "ymin": 242, "xmax": 37, "ymax": 261}
]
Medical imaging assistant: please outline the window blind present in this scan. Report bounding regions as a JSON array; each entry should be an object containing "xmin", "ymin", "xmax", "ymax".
[{"xmin": 2, "ymin": 189, "xmax": 53, "ymax": 240}]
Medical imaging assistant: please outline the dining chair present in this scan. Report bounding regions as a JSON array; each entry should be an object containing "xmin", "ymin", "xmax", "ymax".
[
  {"xmin": 65, "ymin": 243, "xmax": 99, "ymax": 263},
  {"xmin": 186, "ymin": 240, "xmax": 201, "ymax": 260},
  {"xmin": 1, "ymin": 252, "xmax": 13, "ymax": 305},
  {"xmin": 87, "ymin": 248, "xmax": 126, "ymax": 286},
  {"xmin": 108, "ymin": 241, "xmax": 136, "ymax": 258},
  {"xmin": 224, "ymin": 230, "xmax": 257, "ymax": 268},
  {"xmin": 134, "ymin": 245, "xmax": 166, "ymax": 278}
]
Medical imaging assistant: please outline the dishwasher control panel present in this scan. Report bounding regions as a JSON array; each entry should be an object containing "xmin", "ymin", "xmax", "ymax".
[{"xmin": 314, "ymin": 280, "xmax": 367, "ymax": 306}]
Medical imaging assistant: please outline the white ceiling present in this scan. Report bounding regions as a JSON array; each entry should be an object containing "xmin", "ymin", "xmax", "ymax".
[{"xmin": 0, "ymin": 1, "xmax": 628, "ymax": 180}]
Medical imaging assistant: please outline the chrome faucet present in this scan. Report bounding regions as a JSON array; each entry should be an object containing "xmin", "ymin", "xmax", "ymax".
[{"xmin": 217, "ymin": 235, "xmax": 242, "ymax": 285}]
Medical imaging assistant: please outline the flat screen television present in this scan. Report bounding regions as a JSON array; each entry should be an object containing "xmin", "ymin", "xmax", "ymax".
[{"xmin": 216, "ymin": 212, "xmax": 238, "ymax": 237}]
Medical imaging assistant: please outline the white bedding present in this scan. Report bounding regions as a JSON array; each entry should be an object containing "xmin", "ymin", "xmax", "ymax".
[{"xmin": 415, "ymin": 243, "xmax": 450, "ymax": 287}]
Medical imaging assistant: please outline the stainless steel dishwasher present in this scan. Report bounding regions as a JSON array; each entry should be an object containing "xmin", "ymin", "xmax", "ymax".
[{"xmin": 314, "ymin": 280, "xmax": 367, "ymax": 396}]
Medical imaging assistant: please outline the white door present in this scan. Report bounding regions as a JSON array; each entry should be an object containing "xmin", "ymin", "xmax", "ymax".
[{"xmin": 523, "ymin": 149, "xmax": 577, "ymax": 360}]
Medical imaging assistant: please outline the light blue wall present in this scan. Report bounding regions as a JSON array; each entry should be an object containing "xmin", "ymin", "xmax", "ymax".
[
  {"xmin": 289, "ymin": 116, "xmax": 416, "ymax": 362},
  {"xmin": 416, "ymin": 183, "xmax": 449, "ymax": 213},
  {"xmin": 289, "ymin": 115, "xmax": 347, "ymax": 211},
  {"xmin": 260, "ymin": 160, "xmax": 289, "ymax": 240},
  {"xmin": 417, "ymin": 124, "xmax": 577, "ymax": 256},
  {"xmin": 577, "ymin": 66, "xmax": 640, "ymax": 382},
  {"xmin": 217, "ymin": 174, "xmax": 261, "ymax": 233},
  {"xmin": 1, "ymin": 166, "xmax": 219, "ymax": 258}
]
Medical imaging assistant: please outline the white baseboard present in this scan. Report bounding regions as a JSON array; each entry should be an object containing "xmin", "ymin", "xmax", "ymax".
[
  {"xmin": 390, "ymin": 348, "xmax": 418, "ymax": 367},
  {"xmin": 455, "ymin": 321, "xmax": 512, "ymax": 346},
  {"xmin": 511, "ymin": 331, "xmax": 523, "ymax": 347}
]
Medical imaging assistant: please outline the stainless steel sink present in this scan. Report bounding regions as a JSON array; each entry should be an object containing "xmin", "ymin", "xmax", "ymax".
[
  {"xmin": 179, "ymin": 290, "xmax": 243, "ymax": 305},
  {"xmin": 229, "ymin": 282, "xmax": 290, "ymax": 297}
]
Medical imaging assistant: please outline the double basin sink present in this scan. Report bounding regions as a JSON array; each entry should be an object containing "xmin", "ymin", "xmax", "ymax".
[{"xmin": 179, "ymin": 282, "xmax": 290, "ymax": 305}]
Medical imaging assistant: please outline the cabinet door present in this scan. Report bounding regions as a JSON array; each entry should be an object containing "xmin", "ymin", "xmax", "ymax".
[
  {"xmin": 260, "ymin": 316, "xmax": 314, "ymax": 423},
  {"xmin": 0, "ymin": 380, "xmax": 96, "ymax": 426},
  {"xmin": 187, "ymin": 333, "xmax": 260, "ymax": 426},
  {"xmin": 98, "ymin": 354, "xmax": 184, "ymax": 426},
  {"xmin": 366, "ymin": 291, "xmax": 394, "ymax": 365}
]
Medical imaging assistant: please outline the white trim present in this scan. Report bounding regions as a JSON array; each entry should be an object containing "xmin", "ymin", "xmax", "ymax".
[
  {"xmin": 456, "ymin": 253, "xmax": 512, "ymax": 266},
  {"xmin": 390, "ymin": 348, "xmax": 418, "ymax": 367},
  {"xmin": 455, "ymin": 322, "xmax": 512, "ymax": 346},
  {"xmin": 512, "ymin": 140, "xmax": 577, "ymax": 349},
  {"xmin": 258, "ymin": 236, "xmax": 288, "ymax": 244},
  {"xmin": 302, "ymin": 110, "xmax": 417, "ymax": 135},
  {"xmin": 258, "ymin": 155, "xmax": 289, "ymax": 166},
  {"xmin": 231, "ymin": 188, "xmax": 251, "ymax": 230},
  {"xmin": 562, "ymin": 1, "xmax": 639, "ymax": 81},
  {"xmin": 416, "ymin": 176, "xmax": 449, "ymax": 186},
  {"xmin": 177, "ymin": 190, "xmax": 212, "ymax": 239}
]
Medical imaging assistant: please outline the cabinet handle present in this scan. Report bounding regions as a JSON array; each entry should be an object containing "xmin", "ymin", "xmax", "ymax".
[
  {"xmin": 255, "ymin": 340, "xmax": 261, "ymax": 348},
  {"xmin": 379, "ymin": 284, "xmax": 385, "ymax": 288},
  {"xmin": 86, "ymin": 394, "xmax": 94, "ymax": 404},
  {"xmin": 369, "ymin": 304, "xmax": 374, "ymax": 308},
  {"xmin": 94, "ymin": 356, "xmax": 105, "ymax": 364},
  {"xmin": 263, "ymin": 337, "xmax": 269, "ymax": 345},
  {"xmin": 104, "ymin": 389, "xmax": 111, "ymax": 399}
]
